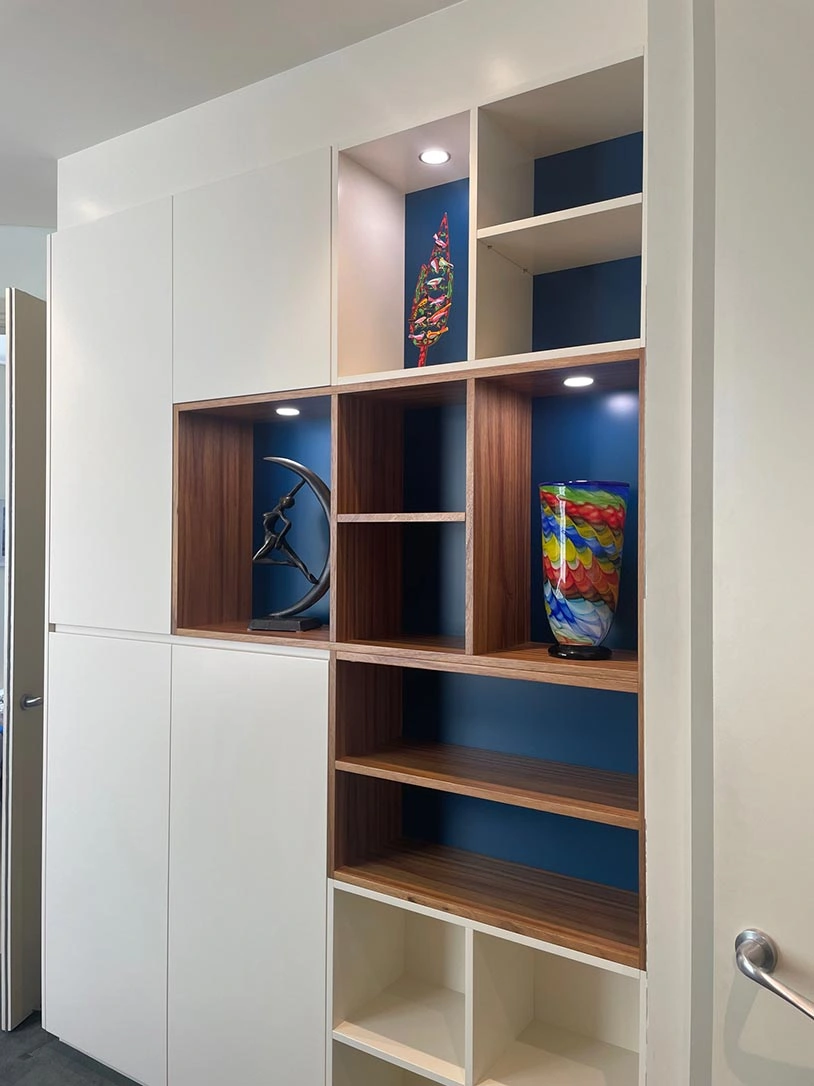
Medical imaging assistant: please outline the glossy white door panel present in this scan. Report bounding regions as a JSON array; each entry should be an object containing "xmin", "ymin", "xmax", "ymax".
[
  {"xmin": 169, "ymin": 645, "xmax": 328, "ymax": 1086},
  {"xmin": 44, "ymin": 633, "xmax": 170, "ymax": 1086},
  {"xmin": 50, "ymin": 199, "xmax": 172, "ymax": 634},
  {"xmin": 1, "ymin": 290, "xmax": 47, "ymax": 1029},
  {"xmin": 173, "ymin": 148, "xmax": 332, "ymax": 402}
]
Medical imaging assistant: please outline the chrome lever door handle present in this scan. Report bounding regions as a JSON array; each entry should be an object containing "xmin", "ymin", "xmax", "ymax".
[
  {"xmin": 736, "ymin": 929, "xmax": 814, "ymax": 1022},
  {"xmin": 19, "ymin": 694, "xmax": 43, "ymax": 711}
]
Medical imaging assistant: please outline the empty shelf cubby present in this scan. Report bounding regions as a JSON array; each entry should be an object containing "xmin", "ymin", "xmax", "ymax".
[
  {"xmin": 333, "ymin": 890, "xmax": 467, "ymax": 1085},
  {"xmin": 472, "ymin": 933, "xmax": 641, "ymax": 1085}
]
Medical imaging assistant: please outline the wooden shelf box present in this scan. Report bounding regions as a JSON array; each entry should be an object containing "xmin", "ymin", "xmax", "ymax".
[
  {"xmin": 173, "ymin": 390, "xmax": 332, "ymax": 640},
  {"xmin": 470, "ymin": 358, "xmax": 641, "ymax": 660},
  {"xmin": 333, "ymin": 659, "xmax": 641, "ymax": 967},
  {"xmin": 473, "ymin": 933, "xmax": 641, "ymax": 1085},
  {"xmin": 335, "ymin": 382, "xmax": 467, "ymax": 649},
  {"xmin": 333, "ymin": 890, "xmax": 467, "ymax": 1085}
]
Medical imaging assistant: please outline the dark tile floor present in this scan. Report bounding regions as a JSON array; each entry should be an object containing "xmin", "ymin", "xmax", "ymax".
[{"xmin": 0, "ymin": 1015, "xmax": 137, "ymax": 1085}]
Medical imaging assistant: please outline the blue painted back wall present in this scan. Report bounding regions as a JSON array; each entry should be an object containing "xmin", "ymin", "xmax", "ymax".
[
  {"xmin": 533, "ymin": 132, "xmax": 643, "ymax": 215},
  {"xmin": 403, "ymin": 789, "xmax": 639, "ymax": 892},
  {"xmin": 253, "ymin": 410, "xmax": 332, "ymax": 624},
  {"xmin": 402, "ymin": 670, "xmax": 638, "ymax": 774},
  {"xmin": 531, "ymin": 133, "xmax": 643, "ymax": 351},
  {"xmin": 531, "ymin": 389, "xmax": 639, "ymax": 650},
  {"xmin": 404, "ymin": 178, "xmax": 469, "ymax": 369},
  {"xmin": 400, "ymin": 668, "xmax": 639, "ymax": 891},
  {"xmin": 401, "ymin": 403, "xmax": 467, "ymax": 638}
]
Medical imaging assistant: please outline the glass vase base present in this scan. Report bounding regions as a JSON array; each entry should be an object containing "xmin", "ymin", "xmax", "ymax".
[{"xmin": 548, "ymin": 643, "xmax": 611, "ymax": 661}]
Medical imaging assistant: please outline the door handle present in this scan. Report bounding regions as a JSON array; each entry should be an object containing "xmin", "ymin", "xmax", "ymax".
[
  {"xmin": 736, "ymin": 929, "xmax": 814, "ymax": 1022},
  {"xmin": 19, "ymin": 694, "xmax": 43, "ymax": 711}
]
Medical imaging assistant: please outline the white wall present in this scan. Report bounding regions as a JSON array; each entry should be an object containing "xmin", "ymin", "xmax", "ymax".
[{"xmin": 0, "ymin": 227, "xmax": 50, "ymax": 302}]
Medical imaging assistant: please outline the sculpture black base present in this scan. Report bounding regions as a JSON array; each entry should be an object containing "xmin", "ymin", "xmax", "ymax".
[
  {"xmin": 248, "ymin": 616, "xmax": 322, "ymax": 633},
  {"xmin": 548, "ymin": 643, "xmax": 611, "ymax": 661}
]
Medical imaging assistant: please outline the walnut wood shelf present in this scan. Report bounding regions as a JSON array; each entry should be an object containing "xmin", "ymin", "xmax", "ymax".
[
  {"xmin": 336, "ymin": 742, "xmax": 639, "ymax": 829},
  {"xmin": 176, "ymin": 622, "xmax": 332, "ymax": 650},
  {"xmin": 481, "ymin": 644, "xmax": 639, "ymax": 693},
  {"xmin": 336, "ymin": 512, "xmax": 466, "ymax": 523},
  {"xmin": 336, "ymin": 644, "xmax": 638, "ymax": 692},
  {"xmin": 342, "ymin": 636, "xmax": 467, "ymax": 658},
  {"xmin": 334, "ymin": 841, "xmax": 640, "ymax": 968}
]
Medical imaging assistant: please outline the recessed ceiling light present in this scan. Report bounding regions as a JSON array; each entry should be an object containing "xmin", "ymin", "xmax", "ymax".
[
  {"xmin": 419, "ymin": 148, "xmax": 451, "ymax": 165},
  {"xmin": 275, "ymin": 406, "xmax": 301, "ymax": 417},
  {"xmin": 563, "ymin": 376, "xmax": 595, "ymax": 388}
]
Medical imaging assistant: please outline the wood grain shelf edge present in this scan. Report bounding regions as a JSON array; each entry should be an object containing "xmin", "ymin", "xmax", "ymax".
[
  {"xmin": 337, "ymin": 512, "xmax": 466, "ymax": 523},
  {"xmin": 335, "ymin": 741, "xmax": 639, "ymax": 829},
  {"xmin": 334, "ymin": 841, "xmax": 640, "ymax": 968}
]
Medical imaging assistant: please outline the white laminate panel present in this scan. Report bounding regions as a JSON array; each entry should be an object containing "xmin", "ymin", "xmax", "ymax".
[
  {"xmin": 43, "ymin": 633, "xmax": 170, "ymax": 1086},
  {"xmin": 168, "ymin": 644, "xmax": 329, "ymax": 1085},
  {"xmin": 173, "ymin": 148, "xmax": 332, "ymax": 402},
  {"xmin": 49, "ymin": 199, "xmax": 172, "ymax": 634}
]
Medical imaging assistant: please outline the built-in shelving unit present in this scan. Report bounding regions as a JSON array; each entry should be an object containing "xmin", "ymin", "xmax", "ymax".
[{"xmin": 171, "ymin": 54, "xmax": 648, "ymax": 1085}]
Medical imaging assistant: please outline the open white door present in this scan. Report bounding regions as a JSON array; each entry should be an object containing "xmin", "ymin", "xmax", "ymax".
[{"xmin": 0, "ymin": 289, "xmax": 46, "ymax": 1030}]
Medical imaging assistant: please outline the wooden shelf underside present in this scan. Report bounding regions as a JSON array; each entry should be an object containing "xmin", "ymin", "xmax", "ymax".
[
  {"xmin": 337, "ymin": 742, "xmax": 639, "ymax": 829},
  {"xmin": 334, "ymin": 841, "xmax": 640, "ymax": 968}
]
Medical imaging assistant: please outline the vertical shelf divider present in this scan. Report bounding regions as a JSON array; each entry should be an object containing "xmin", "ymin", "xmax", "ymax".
[{"xmin": 470, "ymin": 379, "xmax": 531, "ymax": 655}]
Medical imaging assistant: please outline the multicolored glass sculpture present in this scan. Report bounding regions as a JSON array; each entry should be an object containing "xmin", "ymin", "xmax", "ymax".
[
  {"xmin": 408, "ymin": 212, "xmax": 453, "ymax": 367},
  {"xmin": 539, "ymin": 481, "xmax": 629, "ymax": 660}
]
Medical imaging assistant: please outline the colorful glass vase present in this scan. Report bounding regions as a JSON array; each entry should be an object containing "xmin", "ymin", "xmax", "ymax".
[{"xmin": 539, "ymin": 481, "xmax": 630, "ymax": 660}]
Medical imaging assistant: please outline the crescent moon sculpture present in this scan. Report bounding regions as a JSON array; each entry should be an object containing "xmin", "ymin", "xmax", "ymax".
[{"xmin": 248, "ymin": 456, "xmax": 331, "ymax": 632}]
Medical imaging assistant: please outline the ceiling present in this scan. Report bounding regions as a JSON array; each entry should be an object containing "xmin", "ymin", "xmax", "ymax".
[{"xmin": 0, "ymin": 0, "xmax": 461, "ymax": 227}]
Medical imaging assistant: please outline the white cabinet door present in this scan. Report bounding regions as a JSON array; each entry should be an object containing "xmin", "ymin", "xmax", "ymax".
[
  {"xmin": 173, "ymin": 148, "xmax": 332, "ymax": 403},
  {"xmin": 169, "ymin": 645, "xmax": 328, "ymax": 1086},
  {"xmin": 50, "ymin": 199, "xmax": 173, "ymax": 634},
  {"xmin": 44, "ymin": 633, "xmax": 170, "ymax": 1086}
]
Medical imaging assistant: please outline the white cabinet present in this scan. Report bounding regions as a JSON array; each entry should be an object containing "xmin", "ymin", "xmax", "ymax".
[
  {"xmin": 49, "ymin": 199, "xmax": 173, "ymax": 634},
  {"xmin": 43, "ymin": 633, "xmax": 171, "ymax": 1086},
  {"xmin": 173, "ymin": 147, "xmax": 332, "ymax": 403},
  {"xmin": 168, "ymin": 644, "xmax": 329, "ymax": 1086}
]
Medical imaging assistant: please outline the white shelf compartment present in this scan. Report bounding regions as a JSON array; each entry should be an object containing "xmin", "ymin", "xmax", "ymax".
[
  {"xmin": 334, "ymin": 1042, "xmax": 439, "ymax": 1085},
  {"xmin": 477, "ymin": 194, "xmax": 642, "ymax": 277},
  {"xmin": 473, "ymin": 56, "xmax": 644, "ymax": 362},
  {"xmin": 476, "ymin": 56, "xmax": 644, "ymax": 231},
  {"xmin": 333, "ymin": 889, "xmax": 467, "ymax": 1086},
  {"xmin": 337, "ymin": 113, "xmax": 471, "ymax": 381},
  {"xmin": 473, "ymin": 932, "xmax": 641, "ymax": 1086}
]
